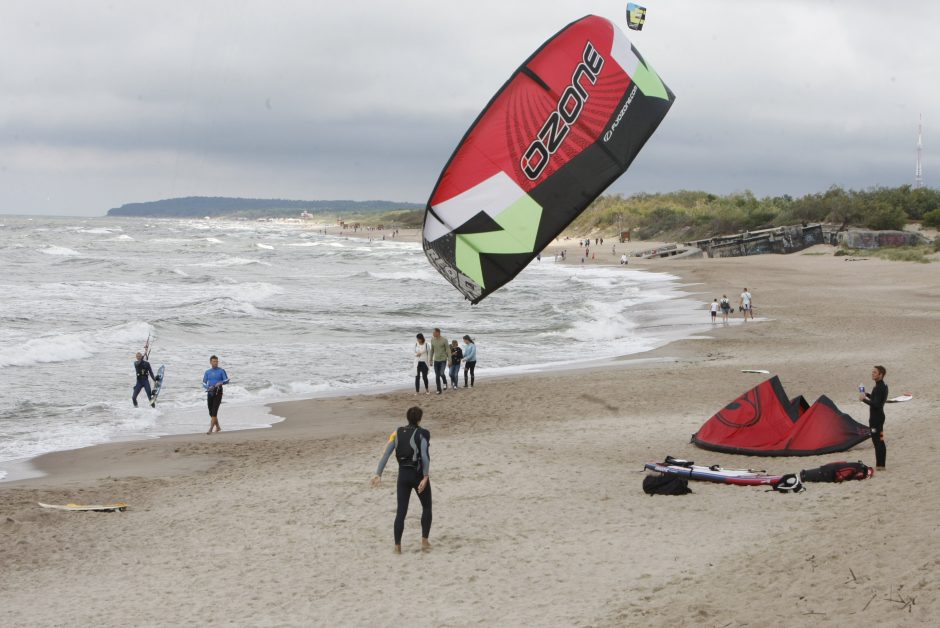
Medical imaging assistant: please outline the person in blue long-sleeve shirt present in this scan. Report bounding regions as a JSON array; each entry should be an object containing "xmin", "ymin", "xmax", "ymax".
[
  {"xmin": 203, "ymin": 355, "xmax": 230, "ymax": 434},
  {"xmin": 461, "ymin": 335, "xmax": 477, "ymax": 388}
]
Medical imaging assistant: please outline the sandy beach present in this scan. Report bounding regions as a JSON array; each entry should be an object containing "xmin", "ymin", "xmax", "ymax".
[{"xmin": 2, "ymin": 249, "xmax": 938, "ymax": 627}]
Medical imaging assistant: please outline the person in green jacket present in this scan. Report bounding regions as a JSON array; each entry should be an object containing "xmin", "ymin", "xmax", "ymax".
[{"xmin": 428, "ymin": 328, "xmax": 450, "ymax": 394}]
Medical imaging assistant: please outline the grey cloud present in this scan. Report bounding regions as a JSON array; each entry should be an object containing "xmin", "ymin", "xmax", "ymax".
[{"xmin": 1, "ymin": 0, "xmax": 938, "ymax": 215}]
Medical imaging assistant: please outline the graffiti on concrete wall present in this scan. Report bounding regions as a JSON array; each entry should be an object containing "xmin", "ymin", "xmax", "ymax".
[
  {"xmin": 690, "ymin": 224, "xmax": 825, "ymax": 258},
  {"xmin": 837, "ymin": 230, "xmax": 923, "ymax": 249}
]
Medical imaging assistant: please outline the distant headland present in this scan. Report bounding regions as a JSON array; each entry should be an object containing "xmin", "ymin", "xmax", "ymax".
[{"xmin": 106, "ymin": 196, "xmax": 424, "ymax": 218}]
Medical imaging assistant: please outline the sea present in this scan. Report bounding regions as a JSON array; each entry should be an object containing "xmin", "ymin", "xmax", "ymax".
[{"xmin": 0, "ymin": 215, "xmax": 711, "ymax": 480}]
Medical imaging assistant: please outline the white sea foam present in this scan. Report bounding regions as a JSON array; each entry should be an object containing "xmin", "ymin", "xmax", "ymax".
[
  {"xmin": 366, "ymin": 270, "xmax": 438, "ymax": 282},
  {"xmin": 196, "ymin": 256, "xmax": 269, "ymax": 267},
  {"xmin": 256, "ymin": 243, "xmax": 275, "ymax": 250},
  {"xmin": 40, "ymin": 245, "xmax": 81, "ymax": 256},
  {"xmin": 236, "ymin": 282, "xmax": 284, "ymax": 301},
  {"xmin": 0, "ymin": 321, "xmax": 152, "ymax": 369}
]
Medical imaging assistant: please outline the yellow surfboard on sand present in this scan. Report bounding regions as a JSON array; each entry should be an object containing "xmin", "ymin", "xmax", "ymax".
[{"xmin": 38, "ymin": 502, "xmax": 128, "ymax": 512}]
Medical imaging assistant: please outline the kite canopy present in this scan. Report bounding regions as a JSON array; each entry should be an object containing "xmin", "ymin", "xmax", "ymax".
[
  {"xmin": 626, "ymin": 3, "xmax": 647, "ymax": 31},
  {"xmin": 692, "ymin": 377, "xmax": 871, "ymax": 456},
  {"xmin": 423, "ymin": 14, "xmax": 675, "ymax": 303}
]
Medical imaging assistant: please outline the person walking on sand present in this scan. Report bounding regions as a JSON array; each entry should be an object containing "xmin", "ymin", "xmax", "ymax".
[
  {"xmin": 448, "ymin": 340, "xmax": 463, "ymax": 390},
  {"xmin": 429, "ymin": 328, "xmax": 450, "ymax": 394},
  {"xmin": 413, "ymin": 333, "xmax": 430, "ymax": 395},
  {"xmin": 203, "ymin": 355, "xmax": 229, "ymax": 434},
  {"xmin": 371, "ymin": 406, "xmax": 431, "ymax": 554},
  {"xmin": 132, "ymin": 351, "xmax": 156, "ymax": 407},
  {"xmin": 710, "ymin": 299, "xmax": 719, "ymax": 323},
  {"xmin": 740, "ymin": 287, "xmax": 754, "ymax": 321},
  {"xmin": 858, "ymin": 365, "xmax": 888, "ymax": 469},
  {"xmin": 720, "ymin": 294, "xmax": 731, "ymax": 323},
  {"xmin": 462, "ymin": 335, "xmax": 477, "ymax": 388}
]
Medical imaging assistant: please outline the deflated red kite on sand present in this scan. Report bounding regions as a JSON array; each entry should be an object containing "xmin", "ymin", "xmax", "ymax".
[{"xmin": 692, "ymin": 376, "xmax": 870, "ymax": 456}]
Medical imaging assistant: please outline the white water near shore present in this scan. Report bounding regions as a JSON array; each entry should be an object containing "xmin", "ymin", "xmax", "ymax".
[{"xmin": 0, "ymin": 216, "xmax": 713, "ymax": 479}]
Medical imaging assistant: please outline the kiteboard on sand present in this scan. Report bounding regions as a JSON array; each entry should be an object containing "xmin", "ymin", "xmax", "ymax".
[
  {"xmin": 150, "ymin": 365, "xmax": 166, "ymax": 407},
  {"xmin": 38, "ymin": 502, "xmax": 128, "ymax": 512},
  {"xmin": 644, "ymin": 460, "xmax": 783, "ymax": 486},
  {"xmin": 741, "ymin": 369, "xmax": 771, "ymax": 374},
  {"xmin": 887, "ymin": 394, "xmax": 913, "ymax": 403}
]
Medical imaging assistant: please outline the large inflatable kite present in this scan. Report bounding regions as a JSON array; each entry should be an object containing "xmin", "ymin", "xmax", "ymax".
[
  {"xmin": 692, "ymin": 377, "xmax": 871, "ymax": 456},
  {"xmin": 423, "ymin": 15, "xmax": 674, "ymax": 303}
]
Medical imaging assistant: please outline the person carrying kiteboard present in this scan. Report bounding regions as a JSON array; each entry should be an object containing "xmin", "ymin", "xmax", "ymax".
[
  {"xmin": 132, "ymin": 351, "xmax": 157, "ymax": 407},
  {"xmin": 371, "ymin": 406, "xmax": 432, "ymax": 554}
]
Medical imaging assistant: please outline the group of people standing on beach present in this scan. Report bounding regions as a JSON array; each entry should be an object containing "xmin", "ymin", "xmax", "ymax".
[
  {"xmin": 710, "ymin": 287, "xmax": 755, "ymax": 323},
  {"xmin": 413, "ymin": 328, "xmax": 477, "ymax": 394}
]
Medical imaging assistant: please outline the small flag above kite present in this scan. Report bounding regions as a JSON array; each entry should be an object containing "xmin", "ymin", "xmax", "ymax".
[{"xmin": 626, "ymin": 3, "xmax": 647, "ymax": 31}]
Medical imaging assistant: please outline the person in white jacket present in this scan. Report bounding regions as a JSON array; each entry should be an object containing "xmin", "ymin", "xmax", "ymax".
[{"xmin": 413, "ymin": 333, "xmax": 430, "ymax": 394}]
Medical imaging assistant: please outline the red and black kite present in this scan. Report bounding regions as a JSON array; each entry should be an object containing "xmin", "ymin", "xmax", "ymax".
[
  {"xmin": 423, "ymin": 15, "xmax": 674, "ymax": 303},
  {"xmin": 692, "ymin": 377, "xmax": 870, "ymax": 456}
]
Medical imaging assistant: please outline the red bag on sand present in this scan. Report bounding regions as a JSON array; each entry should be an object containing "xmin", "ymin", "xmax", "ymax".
[{"xmin": 799, "ymin": 461, "xmax": 873, "ymax": 483}]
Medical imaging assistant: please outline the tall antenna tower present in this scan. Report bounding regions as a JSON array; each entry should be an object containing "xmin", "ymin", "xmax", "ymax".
[{"xmin": 914, "ymin": 114, "xmax": 925, "ymax": 189}]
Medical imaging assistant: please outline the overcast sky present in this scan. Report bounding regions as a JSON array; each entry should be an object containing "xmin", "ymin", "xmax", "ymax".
[{"xmin": 2, "ymin": 0, "xmax": 937, "ymax": 216}]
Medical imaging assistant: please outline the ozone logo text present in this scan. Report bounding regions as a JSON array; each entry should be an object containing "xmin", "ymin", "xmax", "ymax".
[{"xmin": 520, "ymin": 42, "xmax": 604, "ymax": 181}]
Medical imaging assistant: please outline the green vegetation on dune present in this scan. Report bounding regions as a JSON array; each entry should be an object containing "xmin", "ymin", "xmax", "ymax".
[
  {"xmin": 345, "ymin": 208, "xmax": 424, "ymax": 229},
  {"xmin": 836, "ymin": 244, "xmax": 938, "ymax": 263},
  {"xmin": 567, "ymin": 185, "xmax": 940, "ymax": 241}
]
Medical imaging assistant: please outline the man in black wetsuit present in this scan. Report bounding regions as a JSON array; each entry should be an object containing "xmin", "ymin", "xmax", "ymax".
[
  {"xmin": 371, "ymin": 406, "xmax": 431, "ymax": 554},
  {"xmin": 858, "ymin": 365, "xmax": 888, "ymax": 469},
  {"xmin": 132, "ymin": 352, "xmax": 156, "ymax": 407}
]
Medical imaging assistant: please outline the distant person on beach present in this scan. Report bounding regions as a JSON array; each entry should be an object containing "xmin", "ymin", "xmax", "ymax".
[
  {"xmin": 429, "ymin": 328, "xmax": 450, "ymax": 394},
  {"xmin": 414, "ymin": 333, "xmax": 430, "ymax": 395},
  {"xmin": 371, "ymin": 406, "xmax": 432, "ymax": 553},
  {"xmin": 462, "ymin": 335, "xmax": 477, "ymax": 388},
  {"xmin": 448, "ymin": 340, "xmax": 463, "ymax": 390},
  {"xmin": 859, "ymin": 365, "xmax": 888, "ymax": 469},
  {"xmin": 620, "ymin": 254, "xmax": 628, "ymax": 265},
  {"xmin": 740, "ymin": 288, "xmax": 754, "ymax": 321},
  {"xmin": 710, "ymin": 299, "xmax": 719, "ymax": 322},
  {"xmin": 720, "ymin": 295, "xmax": 731, "ymax": 322},
  {"xmin": 132, "ymin": 351, "xmax": 156, "ymax": 407},
  {"xmin": 203, "ymin": 355, "xmax": 230, "ymax": 434}
]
